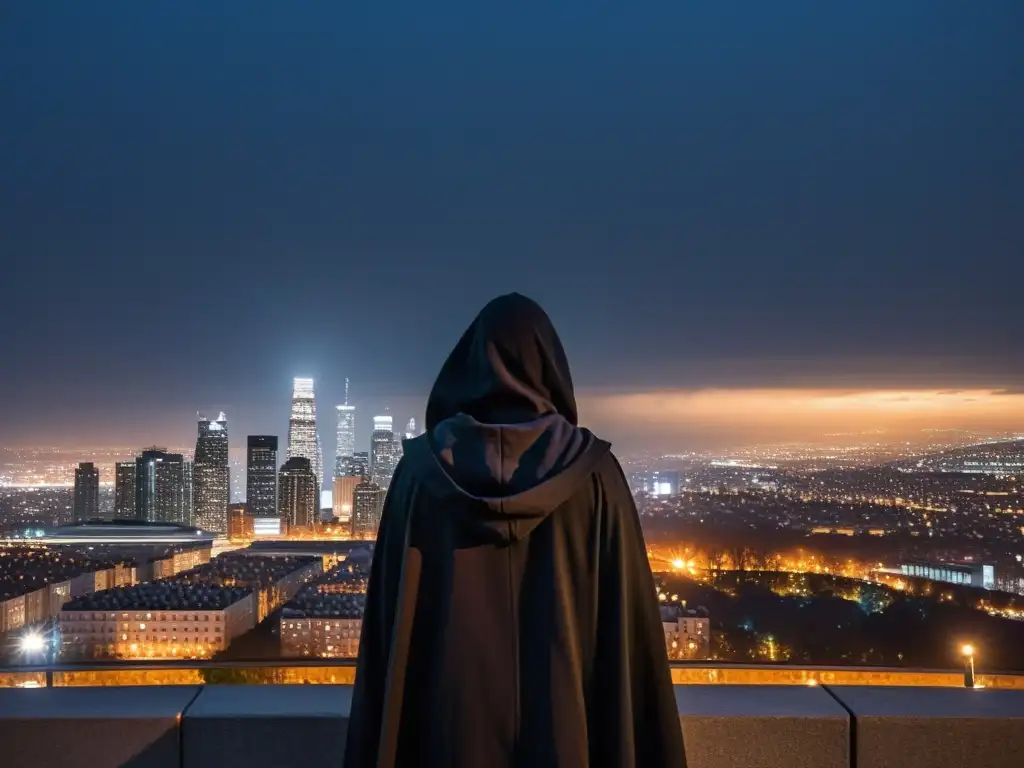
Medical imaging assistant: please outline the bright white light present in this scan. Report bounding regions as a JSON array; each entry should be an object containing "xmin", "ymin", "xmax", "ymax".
[
  {"xmin": 253, "ymin": 518, "xmax": 282, "ymax": 536},
  {"xmin": 293, "ymin": 378, "xmax": 315, "ymax": 397},
  {"xmin": 20, "ymin": 633, "xmax": 46, "ymax": 654}
]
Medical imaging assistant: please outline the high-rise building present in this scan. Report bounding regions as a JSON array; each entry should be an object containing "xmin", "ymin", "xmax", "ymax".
[
  {"xmin": 183, "ymin": 460, "xmax": 194, "ymax": 526},
  {"xmin": 135, "ymin": 449, "xmax": 186, "ymax": 523},
  {"xmin": 228, "ymin": 503, "xmax": 254, "ymax": 541},
  {"xmin": 334, "ymin": 378, "xmax": 356, "ymax": 479},
  {"xmin": 404, "ymin": 417, "xmax": 417, "ymax": 440},
  {"xmin": 370, "ymin": 415, "xmax": 397, "ymax": 490},
  {"xmin": 279, "ymin": 456, "xmax": 318, "ymax": 529},
  {"xmin": 288, "ymin": 377, "xmax": 323, "ymax": 491},
  {"xmin": 338, "ymin": 452, "xmax": 369, "ymax": 478},
  {"xmin": 246, "ymin": 435, "xmax": 279, "ymax": 517},
  {"xmin": 193, "ymin": 412, "xmax": 229, "ymax": 534},
  {"xmin": 352, "ymin": 480, "xmax": 386, "ymax": 539},
  {"xmin": 73, "ymin": 462, "xmax": 100, "ymax": 520},
  {"xmin": 114, "ymin": 461, "xmax": 137, "ymax": 519},
  {"xmin": 332, "ymin": 474, "xmax": 365, "ymax": 523}
]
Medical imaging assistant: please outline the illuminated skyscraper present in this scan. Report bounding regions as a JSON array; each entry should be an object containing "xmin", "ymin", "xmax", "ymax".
[
  {"xmin": 135, "ymin": 449, "xmax": 186, "ymax": 523},
  {"xmin": 73, "ymin": 463, "xmax": 100, "ymax": 520},
  {"xmin": 334, "ymin": 378, "xmax": 356, "ymax": 478},
  {"xmin": 404, "ymin": 417, "xmax": 417, "ymax": 440},
  {"xmin": 370, "ymin": 414, "xmax": 397, "ymax": 490},
  {"xmin": 246, "ymin": 435, "xmax": 278, "ymax": 517},
  {"xmin": 193, "ymin": 412, "xmax": 229, "ymax": 534},
  {"xmin": 183, "ymin": 460, "xmax": 194, "ymax": 526},
  {"xmin": 287, "ymin": 377, "xmax": 323, "ymax": 491},
  {"xmin": 114, "ymin": 461, "xmax": 137, "ymax": 518},
  {"xmin": 337, "ymin": 452, "xmax": 368, "ymax": 478},
  {"xmin": 279, "ymin": 456, "xmax": 318, "ymax": 528},
  {"xmin": 352, "ymin": 480, "xmax": 386, "ymax": 539}
]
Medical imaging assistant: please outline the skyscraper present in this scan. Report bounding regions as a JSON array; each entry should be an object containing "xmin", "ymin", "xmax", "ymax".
[
  {"xmin": 287, "ymin": 377, "xmax": 323, "ymax": 491},
  {"xmin": 334, "ymin": 378, "xmax": 356, "ymax": 479},
  {"xmin": 352, "ymin": 480, "xmax": 386, "ymax": 539},
  {"xmin": 183, "ymin": 460, "xmax": 194, "ymax": 526},
  {"xmin": 279, "ymin": 456, "xmax": 318, "ymax": 528},
  {"xmin": 114, "ymin": 461, "xmax": 137, "ymax": 519},
  {"xmin": 193, "ymin": 412, "xmax": 229, "ymax": 534},
  {"xmin": 246, "ymin": 435, "xmax": 278, "ymax": 517},
  {"xmin": 332, "ymin": 474, "xmax": 365, "ymax": 523},
  {"xmin": 370, "ymin": 414, "xmax": 397, "ymax": 490},
  {"xmin": 338, "ymin": 452, "xmax": 369, "ymax": 478},
  {"xmin": 73, "ymin": 462, "xmax": 100, "ymax": 520},
  {"xmin": 404, "ymin": 417, "xmax": 417, "ymax": 439},
  {"xmin": 135, "ymin": 449, "xmax": 186, "ymax": 523}
]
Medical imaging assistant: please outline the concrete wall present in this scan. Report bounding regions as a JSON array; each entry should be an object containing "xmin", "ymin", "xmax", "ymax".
[{"xmin": 0, "ymin": 684, "xmax": 1022, "ymax": 767}]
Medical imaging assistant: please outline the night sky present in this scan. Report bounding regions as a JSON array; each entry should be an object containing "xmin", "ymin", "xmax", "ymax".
[{"xmin": 2, "ymin": 2, "xmax": 1022, "ymax": 453}]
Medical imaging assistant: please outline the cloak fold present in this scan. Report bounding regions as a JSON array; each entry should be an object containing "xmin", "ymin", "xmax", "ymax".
[{"xmin": 344, "ymin": 294, "xmax": 685, "ymax": 768}]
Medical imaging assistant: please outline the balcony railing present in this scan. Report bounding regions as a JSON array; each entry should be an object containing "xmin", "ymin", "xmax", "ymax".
[{"xmin": 0, "ymin": 662, "xmax": 1023, "ymax": 767}]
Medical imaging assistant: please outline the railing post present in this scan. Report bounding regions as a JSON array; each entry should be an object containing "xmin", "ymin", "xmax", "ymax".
[{"xmin": 961, "ymin": 645, "xmax": 976, "ymax": 688}]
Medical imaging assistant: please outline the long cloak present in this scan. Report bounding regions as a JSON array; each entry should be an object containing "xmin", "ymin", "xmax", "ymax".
[{"xmin": 344, "ymin": 293, "xmax": 685, "ymax": 768}]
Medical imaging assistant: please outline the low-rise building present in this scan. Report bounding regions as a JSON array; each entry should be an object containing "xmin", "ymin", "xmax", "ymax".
[
  {"xmin": 59, "ymin": 554, "xmax": 323, "ymax": 659},
  {"xmin": 59, "ymin": 585, "xmax": 255, "ymax": 660},
  {"xmin": 661, "ymin": 605, "xmax": 711, "ymax": 660},
  {"xmin": 279, "ymin": 562, "xmax": 367, "ymax": 658}
]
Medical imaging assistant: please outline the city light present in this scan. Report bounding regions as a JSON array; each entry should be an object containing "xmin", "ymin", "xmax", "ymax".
[
  {"xmin": 671, "ymin": 559, "xmax": 685, "ymax": 570},
  {"xmin": 19, "ymin": 632, "xmax": 46, "ymax": 655},
  {"xmin": 961, "ymin": 644, "xmax": 974, "ymax": 657}
]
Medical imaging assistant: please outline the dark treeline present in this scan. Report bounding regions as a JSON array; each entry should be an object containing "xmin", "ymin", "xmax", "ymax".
[{"xmin": 660, "ymin": 570, "xmax": 1024, "ymax": 672}]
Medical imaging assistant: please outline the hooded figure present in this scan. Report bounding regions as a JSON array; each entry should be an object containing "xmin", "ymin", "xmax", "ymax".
[{"xmin": 344, "ymin": 294, "xmax": 685, "ymax": 768}]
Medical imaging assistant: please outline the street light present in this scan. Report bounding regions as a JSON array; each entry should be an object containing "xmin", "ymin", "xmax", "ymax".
[
  {"xmin": 961, "ymin": 644, "xmax": 976, "ymax": 688},
  {"xmin": 19, "ymin": 632, "xmax": 46, "ymax": 656}
]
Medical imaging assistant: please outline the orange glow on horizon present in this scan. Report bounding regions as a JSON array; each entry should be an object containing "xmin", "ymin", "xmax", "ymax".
[{"xmin": 579, "ymin": 388, "xmax": 1024, "ymax": 438}]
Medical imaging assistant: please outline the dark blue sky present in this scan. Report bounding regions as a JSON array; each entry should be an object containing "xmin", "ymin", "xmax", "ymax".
[{"xmin": 1, "ymin": 2, "xmax": 1022, "ymax": 450}]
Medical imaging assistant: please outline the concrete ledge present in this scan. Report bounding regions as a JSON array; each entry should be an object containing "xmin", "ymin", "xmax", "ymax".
[
  {"xmin": 675, "ymin": 685, "xmax": 850, "ymax": 768},
  {"xmin": 182, "ymin": 685, "xmax": 351, "ymax": 768},
  {"xmin": 828, "ymin": 686, "xmax": 1024, "ymax": 768},
  {"xmin": 0, "ymin": 685, "xmax": 200, "ymax": 768},
  {"xmin": 3, "ymin": 683, "xmax": 1024, "ymax": 768}
]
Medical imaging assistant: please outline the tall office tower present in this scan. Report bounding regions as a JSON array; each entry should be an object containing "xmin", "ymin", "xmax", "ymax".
[
  {"xmin": 135, "ymin": 449, "xmax": 186, "ymax": 523},
  {"xmin": 114, "ymin": 461, "xmax": 137, "ymax": 519},
  {"xmin": 182, "ymin": 460, "xmax": 194, "ymax": 526},
  {"xmin": 404, "ymin": 417, "xmax": 417, "ymax": 440},
  {"xmin": 334, "ymin": 378, "xmax": 356, "ymax": 479},
  {"xmin": 287, "ymin": 377, "xmax": 323, "ymax": 491},
  {"xmin": 332, "ymin": 474, "xmax": 365, "ymax": 522},
  {"xmin": 352, "ymin": 480, "xmax": 386, "ymax": 539},
  {"xmin": 193, "ymin": 412, "xmax": 229, "ymax": 535},
  {"xmin": 279, "ymin": 456, "xmax": 318, "ymax": 528},
  {"xmin": 338, "ymin": 452, "xmax": 369, "ymax": 478},
  {"xmin": 246, "ymin": 435, "xmax": 278, "ymax": 517},
  {"xmin": 73, "ymin": 462, "xmax": 100, "ymax": 520},
  {"xmin": 370, "ymin": 415, "xmax": 397, "ymax": 490}
]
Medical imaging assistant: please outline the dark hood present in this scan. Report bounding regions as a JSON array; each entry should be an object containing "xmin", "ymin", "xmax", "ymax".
[{"xmin": 404, "ymin": 293, "xmax": 610, "ymax": 543}]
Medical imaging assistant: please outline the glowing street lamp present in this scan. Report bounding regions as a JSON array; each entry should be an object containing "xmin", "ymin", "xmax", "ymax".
[
  {"xmin": 19, "ymin": 632, "xmax": 46, "ymax": 656},
  {"xmin": 961, "ymin": 644, "xmax": 976, "ymax": 688}
]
